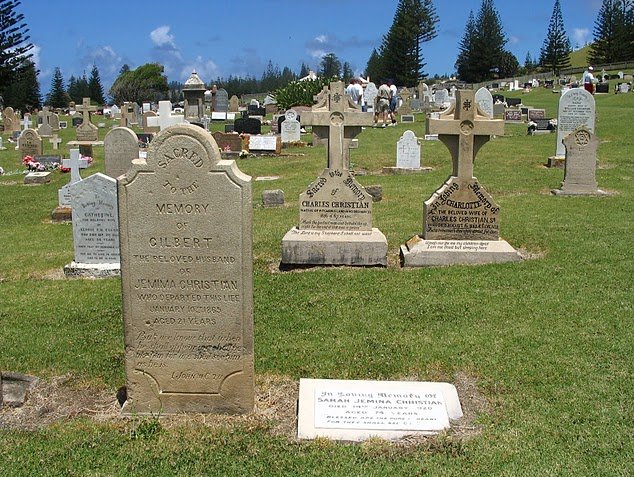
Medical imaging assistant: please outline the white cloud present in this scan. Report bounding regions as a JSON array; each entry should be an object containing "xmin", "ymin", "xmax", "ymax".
[
  {"xmin": 150, "ymin": 26, "xmax": 176, "ymax": 47},
  {"xmin": 315, "ymin": 35, "xmax": 328, "ymax": 43},
  {"xmin": 180, "ymin": 56, "xmax": 220, "ymax": 82},
  {"xmin": 509, "ymin": 36, "xmax": 520, "ymax": 45},
  {"xmin": 573, "ymin": 28, "xmax": 590, "ymax": 47}
]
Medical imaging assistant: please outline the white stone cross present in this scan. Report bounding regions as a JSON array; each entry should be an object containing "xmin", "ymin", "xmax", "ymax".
[
  {"xmin": 49, "ymin": 134, "xmax": 62, "ymax": 150},
  {"xmin": 76, "ymin": 97, "xmax": 97, "ymax": 126},
  {"xmin": 428, "ymin": 90, "xmax": 504, "ymax": 180},
  {"xmin": 22, "ymin": 117, "xmax": 32, "ymax": 130},
  {"xmin": 301, "ymin": 81, "xmax": 373, "ymax": 170},
  {"xmin": 147, "ymin": 101, "xmax": 185, "ymax": 131}
]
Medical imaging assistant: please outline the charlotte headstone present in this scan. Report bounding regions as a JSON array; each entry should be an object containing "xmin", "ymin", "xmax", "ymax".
[
  {"xmin": 401, "ymin": 90, "xmax": 521, "ymax": 266},
  {"xmin": 118, "ymin": 124, "xmax": 254, "ymax": 415}
]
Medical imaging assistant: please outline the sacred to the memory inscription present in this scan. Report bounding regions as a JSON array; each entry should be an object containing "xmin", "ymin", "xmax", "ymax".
[
  {"xmin": 118, "ymin": 124, "xmax": 253, "ymax": 415},
  {"xmin": 299, "ymin": 168, "xmax": 372, "ymax": 231}
]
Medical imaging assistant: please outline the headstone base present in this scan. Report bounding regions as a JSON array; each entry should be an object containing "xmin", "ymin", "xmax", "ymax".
[
  {"xmin": 1, "ymin": 372, "xmax": 39, "ymax": 408},
  {"xmin": 400, "ymin": 236, "xmax": 522, "ymax": 267},
  {"xmin": 281, "ymin": 227, "xmax": 387, "ymax": 267},
  {"xmin": 551, "ymin": 188, "xmax": 608, "ymax": 196},
  {"xmin": 51, "ymin": 206, "xmax": 72, "ymax": 222},
  {"xmin": 63, "ymin": 261, "xmax": 120, "ymax": 278},
  {"xmin": 382, "ymin": 166, "xmax": 432, "ymax": 175},
  {"xmin": 546, "ymin": 156, "xmax": 565, "ymax": 168},
  {"xmin": 24, "ymin": 172, "xmax": 51, "ymax": 184}
]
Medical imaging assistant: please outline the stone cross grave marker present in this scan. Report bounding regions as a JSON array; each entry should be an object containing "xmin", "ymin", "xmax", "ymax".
[
  {"xmin": 301, "ymin": 80, "xmax": 373, "ymax": 171},
  {"xmin": 18, "ymin": 129, "xmax": 42, "ymax": 159},
  {"xmin": 76, "ymin": 97, "xmax": 99, "ymax": 141},
  {"xmin": 58, "ymin": 148, "xmax": 82, "ymax": 207},
  {"xmin": 118, "ymin": 124, "xmax": 254, "ymax": 415},
  {"xmin": 553, "ymin": 88, "xmax": 595, "ymax": 159},
  {"xmin": 282, "ymin": 81, "xmax": 387, "ymax": 266},
  {"xmin": 552, "ymin": 127, "xmax": 605, "ymax": 196},
  {"xmin": 146, "ymin": 101, "xmax": 185, "ymax": 131},
  {"xmin": 22, "ymin": 115, "xmax": 32, "ymax": 130},
  {"xmin": 48, "ymin": 134, "xmax": 62, "ymax": 150},
  {"xmin": 104, "ymin": 127, "xmax": 139, "ymax": 179},
  {"xmin": 400, "ymin": 89, "xmax": 521, "ymax": 266},
  {"xmin": 67, "ymin": 173, "xmax": 119, "ymax": 267},
  {"xmin": 281, "ymin": 109, "xmax": 301, "ymax": 143},
  {"xmin": 398, "ymin": 88, "xmax": 413, "ymax": 115},
  {"xmin": 475, "ymin": 87, "xmax": 494, "ymax": 119}
]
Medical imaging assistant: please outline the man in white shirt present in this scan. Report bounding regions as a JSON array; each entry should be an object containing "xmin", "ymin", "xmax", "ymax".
[{"xmin": 582, "ymin": 66, "xmax": 596, "ymax": 94}]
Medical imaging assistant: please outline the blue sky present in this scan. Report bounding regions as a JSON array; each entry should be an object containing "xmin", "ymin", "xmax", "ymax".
[{"xmin": 21, "ymin": 0, "xmax": 601, "ymax": 95}]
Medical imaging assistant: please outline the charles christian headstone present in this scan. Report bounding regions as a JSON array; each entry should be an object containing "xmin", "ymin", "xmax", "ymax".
[
  {"xmin": 401, "ymin": 90, "xmax": 521, "ymax": 266},
  {"xmin": 64, "ymin": 173, "xmax": 120, "ymax": 277},
  {"xmin": 475, "ymin": 87, "xmax": 494, "ymax": 119},
  {"xmin": 548, "ymin": 88, "xmax": 595, "ymax": 167},
  {"xmin": 18, "ymin": 128, "xmax": 42, "ymax": 159},
  {"xmin": 552, "ymin": 127, "xmax": 606, "ymax": 196},
  {"xmin": 282, "ymin": 81, "xmax": 387, "ymax": 267},
  {"xmin": 104, "ymin": 127, "xmax": 139, "ymax": 179},
  {"xmin": 280, "ymin": 109, "xmax": 301, "ymax": 143},
  {"xmin": 118, "ymin": 124, "xmax": 254, "ymax": 415}
]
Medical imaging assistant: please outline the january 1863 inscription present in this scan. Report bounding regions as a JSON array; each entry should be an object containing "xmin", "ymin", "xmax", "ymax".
[{"xmin": 118, "ymin": 124, "xmax": 253, "ymax": 415}]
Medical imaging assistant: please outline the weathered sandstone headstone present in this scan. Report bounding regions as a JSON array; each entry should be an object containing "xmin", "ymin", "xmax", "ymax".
[
  {"xmin": 118, "ymin": 124, "xmax": 254, "ymax": 415},
  {"xmin": 401, "ymin": 90, "xmax": 521, "ymax": 266},
  {"xmin": 104, "ymin": 127, "xmax": 139, "ymax": 179},
  {"xmin": 282, "ymin": 81, "xmax": 387, "ymax": 266},
  {"xmin": 552, "ymin": 127, "xmax": 606, "ymax": 196},
  {"xmin": 75, "ymin": 98, "xmax": 99, "ymax": 142},
  {"xmin": 18, "ymin": 128, "xmax": 42, "ymax": 159}
]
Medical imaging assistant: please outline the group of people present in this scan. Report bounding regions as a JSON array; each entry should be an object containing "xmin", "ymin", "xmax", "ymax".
[{"xmin": 345, "ymin": 78, "xmax": 399, "ymax": 128}]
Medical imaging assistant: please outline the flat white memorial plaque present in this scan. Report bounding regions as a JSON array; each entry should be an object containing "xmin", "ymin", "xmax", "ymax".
[{"xmin": 298, "ymin": 378, "xmax": 462, "ymax": 441}]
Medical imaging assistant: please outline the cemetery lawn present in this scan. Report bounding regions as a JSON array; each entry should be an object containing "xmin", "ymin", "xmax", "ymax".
[{"xmin": 1, "ymin": 84, "xmax": 633, "ymax": 476}]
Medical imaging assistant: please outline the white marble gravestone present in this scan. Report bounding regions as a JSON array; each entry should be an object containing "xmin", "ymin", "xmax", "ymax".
[
  {"xmin": 401, "ymin": 90, "xmax": 521, "ymax": 267},
  {"xmin": 297, "ymin": 378, "xmax": 463, "ymax": 442},
  {"xmin": 364, "ymin": 82, "xmax": 378, "ymax": 112},
  {"xmin": 280, "ymin": 109, "xmax": 301, "ymax": 143},
  {"xmin": 550, "ymin": 88, "xmax": 595, "ymax": 162},
  {"xmin": 383, "ymin": 130, "xmax": 431, "ymax": 174},
  {"xmin": 64, "ymin": 173, "xmax": 120, "ymax": 277},
  {"xmin": 146, "ymin": 101, "xmax": 185, "ymax": 131},
  {"xmin": 118, "ymin": 124, "xmax": 254, "ymax": 415},
  {"xmin": 475, "ymin": 87, "xmax": 494, "ymax": 119},
  {"xmin": 58, "ymin": 149, "xmax": 82, "ymax": 207},
  {"xmin": 282, "ymin": 81, "xmax": 387, "ymax": 266}
]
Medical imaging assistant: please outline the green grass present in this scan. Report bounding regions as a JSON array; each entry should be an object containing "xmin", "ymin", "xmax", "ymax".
[
  {"xmin": 1, "ymin": 89, "xmax": 633, "ymax": 476},
  {"xmin": 568, "ymin": 45, "xmax": 591, "ymax": 68}
]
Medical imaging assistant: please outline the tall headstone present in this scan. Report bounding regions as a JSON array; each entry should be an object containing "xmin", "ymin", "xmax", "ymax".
[
  {"xmin": 282, "ymin": 81, "xmax": 387, "ymax": 267},
  {"xmin": 3, "ymin": 107, "xmax": 19, "ymax": 133},
  {"xmin": 280, "ymin": 109, "xmax": 301, "ymax": 143},
  {"xmin": 64, "ymin": 173, "xmax": 120, "ymax": 277},
  {"xmin": 549, "ymin": 88, "xmax": 595, "ymax": 166},
  {"xmin": 401, "ymin": 90, "xmax": 521, "ymax": 266},
  {"xmin": 552, "ymin": 127, "xmax": 606, "ymax": 196},
  {"xmin": 104, "ymin": 127, "xmax": 139, "ymax": 179},
  {"xmin": 229, "ymin": 95, "xmax": 240, "ymax": 112},
  {"xmin": 215, "ymin": 88, "xmax": 229, "ymax": 112},
  {"xmin": 18, "ymin": 129, "xmax": 42, "ymax": 159},
  {"xmin": 75, "ymin": 97, "xmax": 99, "ymax": 141},
  {"xmin": 364, "ymin": 82, "xmax": 378, "ymax": 112},
  {"xmin": 398, "ymin": 88, "xmax": 413, "ymax": 115},
  {"xmin": 475, "ymin": 87, "xmax": 494, "ymax": 119},
  {"xmin": 118, "ymin": 124, "xmax": 254, "ymax": 415}
]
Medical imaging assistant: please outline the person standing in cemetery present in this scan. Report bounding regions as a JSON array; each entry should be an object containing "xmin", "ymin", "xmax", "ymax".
[
  {"xmin": 346, "ymin": 78, "xmax": 363, "ymax": 107},
  {"xmin": 583, "ymin": 66, "xmax": 596, "ymax": 94},
  {"xmin": 388, "ymin": 79, "xmax": 398, "ymax": 126},
  {"xmin": 374, "ymin": 80, "xmax": 392, "ymax": 128}
]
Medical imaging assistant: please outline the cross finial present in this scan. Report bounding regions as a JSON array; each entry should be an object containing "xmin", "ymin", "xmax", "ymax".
[{"xmin": 428, "ymin": 90, "xmax": 504, "ymax": 180}]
